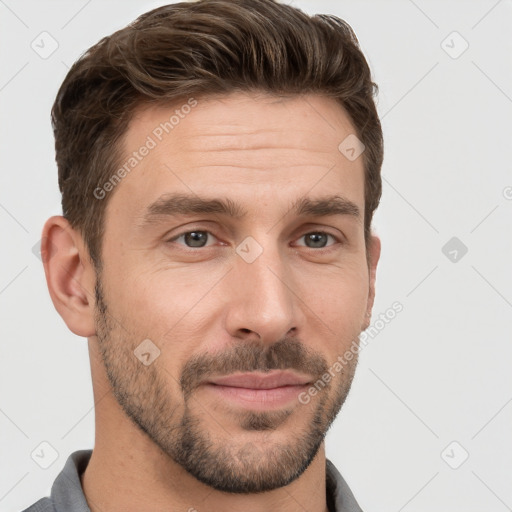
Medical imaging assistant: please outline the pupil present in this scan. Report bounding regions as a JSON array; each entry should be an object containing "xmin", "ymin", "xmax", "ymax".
[
  {"xmin": 185, "ymin": 231, "xmax": 207, "ymax": 247},
  {"xmin": 308, "ymin": 233, "xmax": 327, "ymax": 248}
]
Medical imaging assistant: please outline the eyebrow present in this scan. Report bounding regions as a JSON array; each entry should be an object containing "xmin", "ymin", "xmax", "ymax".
[{"xmin": 138, "ymin": 192, "xmax": 361, "ymax": 228}]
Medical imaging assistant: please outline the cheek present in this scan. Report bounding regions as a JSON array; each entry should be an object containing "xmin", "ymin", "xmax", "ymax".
[
  {"xmin": 128, "ymin": 267, "xmax": 220, "ymax": 322},
  {"xmin": 301, "ymin": 262, "xmax": 369, "ymax": 347},
  {"xmin": 107, "ymin": 268, "xmax": 219, "ymax": 375},
  {"xmin": 302, "ymin": 263, "xmax": 369, "ymax": 316}
]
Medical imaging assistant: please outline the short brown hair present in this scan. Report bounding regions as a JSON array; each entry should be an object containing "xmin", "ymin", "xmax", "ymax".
[{"xmin": 52, "ymin": 0, "xmax": 383, "ymax": 270}]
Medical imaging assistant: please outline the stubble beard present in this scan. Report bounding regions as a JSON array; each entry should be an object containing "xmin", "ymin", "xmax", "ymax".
[{"xmin": 93, "ymin": 276, "xmax": 359, "ymax": 493}]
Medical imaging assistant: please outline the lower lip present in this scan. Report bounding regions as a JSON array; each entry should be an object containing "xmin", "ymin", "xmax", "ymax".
[{"xmin": 202, "ymin": 383, "xmax": 309, "ymax": 410}]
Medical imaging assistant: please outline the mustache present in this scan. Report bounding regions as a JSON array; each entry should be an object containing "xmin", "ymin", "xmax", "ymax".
[{"xmin": 180, "ymin": 338, "xmax": 329, "ymax": 397}]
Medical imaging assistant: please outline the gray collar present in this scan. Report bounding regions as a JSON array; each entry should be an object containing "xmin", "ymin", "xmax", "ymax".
[{"xmin": 326, "ymin": 458, "xmax": 364, "ymax": 512}]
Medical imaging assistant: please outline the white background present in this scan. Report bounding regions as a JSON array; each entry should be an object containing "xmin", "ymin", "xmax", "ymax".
[{"xmin": 1, "ymin": 1, "xmax": 511, "ymax": 511}]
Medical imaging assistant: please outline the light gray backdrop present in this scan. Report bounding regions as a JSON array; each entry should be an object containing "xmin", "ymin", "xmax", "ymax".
[{"xmin": 1, "ymin": 1, "xmax": 511, "ymax": 511}]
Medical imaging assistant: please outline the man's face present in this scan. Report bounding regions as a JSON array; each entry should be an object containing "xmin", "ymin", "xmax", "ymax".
[{"xmin": 93, "ymin": 92, "xmax": 379, "ymax": 493}]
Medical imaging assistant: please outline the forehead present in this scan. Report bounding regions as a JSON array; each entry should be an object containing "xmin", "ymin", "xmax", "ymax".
[
  {"xmin": 106, "ymin": 91, "xmax": 365, "ymax": 225},
  {"xmin": 128, "ymin": 91, "xmax": 358, "ymax": 153}
]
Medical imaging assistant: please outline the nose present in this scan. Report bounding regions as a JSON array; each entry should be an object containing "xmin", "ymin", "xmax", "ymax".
[{"xmin": 223, "ymin": 239, "xmax": 300, "ymax": 344}]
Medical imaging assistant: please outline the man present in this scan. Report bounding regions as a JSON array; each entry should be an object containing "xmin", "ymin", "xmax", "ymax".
[{"xmin": 23, "ymin": 0, "xmax": 383, "ymax": 510}]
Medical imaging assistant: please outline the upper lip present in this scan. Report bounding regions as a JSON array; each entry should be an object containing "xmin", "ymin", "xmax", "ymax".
[{"xmin": 206, "ymin": 371, "xmax": 313, "ymax": 389}]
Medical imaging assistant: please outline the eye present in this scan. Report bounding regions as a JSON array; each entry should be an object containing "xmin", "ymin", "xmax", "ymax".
[
  {"xmin": 167, "ymin": 230, "xmax": 217, "ymax": 248},
  {"xmin": 166, "ymin": 229, "xmax": 341, "ymax": 251},
  {"xmin": 295, "ymin": 231, "xmax": 340, "ymax": 249}
]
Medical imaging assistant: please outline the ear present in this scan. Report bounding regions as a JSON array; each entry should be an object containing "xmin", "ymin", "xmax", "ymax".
[
  {"xmin": 41, "ymin": 216, "xmax": 97, "ymax": 337},
  {"xmin": 362, "ymin": 234, "xmax": 381, "ymax": 331}
]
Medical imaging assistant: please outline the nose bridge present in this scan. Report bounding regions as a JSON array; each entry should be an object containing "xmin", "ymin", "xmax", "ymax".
[{"xmin": 226, "ymin": 234, "xmax": 297, "ymax": 340}]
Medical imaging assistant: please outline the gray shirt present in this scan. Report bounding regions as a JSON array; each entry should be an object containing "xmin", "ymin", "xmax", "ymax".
[{"xmin": 21, "ymin": 450, "xmax": 363, "ymax": 512}]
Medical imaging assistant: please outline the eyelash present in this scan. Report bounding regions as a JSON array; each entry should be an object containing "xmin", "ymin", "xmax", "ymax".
[{"xmin": 165, "ymin": 228, "xmax": 342, "ymax": 251}]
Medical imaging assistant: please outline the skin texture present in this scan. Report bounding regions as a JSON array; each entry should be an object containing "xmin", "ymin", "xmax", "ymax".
[{"xmin": 42, "ymin": 91, "xmax": 381, "ymax": 512}]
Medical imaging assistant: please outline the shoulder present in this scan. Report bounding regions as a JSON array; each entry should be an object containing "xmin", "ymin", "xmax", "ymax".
[
  {"xmin": 18, "ymin": 449, "xmax": 92, "ymax": 512},
  {"xmin": 19, "ymin": 496, "xmax": 55, "ymax": 512}
]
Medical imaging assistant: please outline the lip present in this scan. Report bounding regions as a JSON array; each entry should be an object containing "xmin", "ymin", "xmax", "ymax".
[
  {"xmin": 206, "ymin": 370, "xmax": 313, "ymax": 389},
  {"xmin": 201, "ymin": 371, "xmax": 313, "ymax": 410}
]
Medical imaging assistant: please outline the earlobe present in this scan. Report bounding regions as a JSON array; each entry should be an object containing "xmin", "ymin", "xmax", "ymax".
[{"xmin": 41, "ymin": 216, "xmax": 97, "ymax": 338}]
